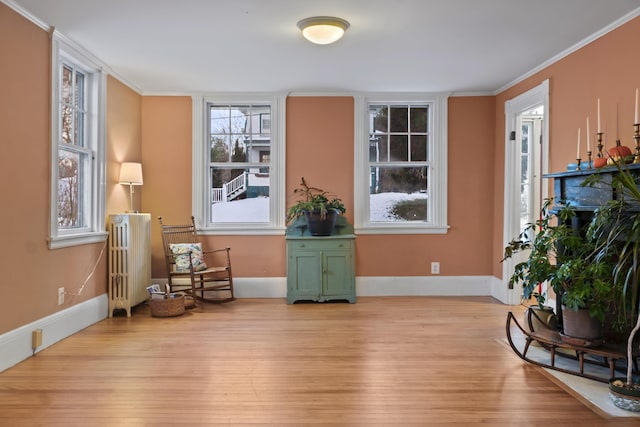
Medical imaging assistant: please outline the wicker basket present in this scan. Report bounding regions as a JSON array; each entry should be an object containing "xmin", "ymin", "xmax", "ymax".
[{"xmin": 149, "ymin": 295, "xmax": 185, "ymax": 317}]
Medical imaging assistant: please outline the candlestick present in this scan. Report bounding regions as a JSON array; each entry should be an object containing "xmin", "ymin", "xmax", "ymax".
[
  {"xmin": 576, "ymin": 157, "xmax": 582, "ymax": 171},
  {"xmin": 634, "ymin": 123, "xmax": 640, "ymax": 164},
  {"xmin": 596, "ymin": 132, "xmax": 604, "ymax": 160},
  {"xmin": 587, "ymin": 150, "xmax": 592, "ymax": 169},
  {"xmin": 586, "ymin": 117, "xmax": 590, "ymax": 154}
]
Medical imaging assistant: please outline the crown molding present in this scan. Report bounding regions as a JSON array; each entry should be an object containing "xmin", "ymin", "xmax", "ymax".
[
  {"xmin": 2, "ymin": 0, "xmax": 142, "ymax": 94},
  {"xmin": 496, "ymin": 6, "xmax": 640, "ymax": 95}
]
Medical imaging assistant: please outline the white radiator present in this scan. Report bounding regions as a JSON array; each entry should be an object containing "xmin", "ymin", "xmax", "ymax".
[{"xmin": 108, "ymin": 213, "xmax": 151, "ymax": 317}]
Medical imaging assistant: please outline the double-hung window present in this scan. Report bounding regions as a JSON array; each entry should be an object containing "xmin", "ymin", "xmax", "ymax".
[
  {"xmin": 192, "ymin": 94, "xmax": 285, "ymax": 234},
  {"xmin": 49, "ymin": 34, "xmax": 106, "ymax": 249},
  {"xmin": 354, "ymin": 93, "xmax": 449, "ymax": 234}
]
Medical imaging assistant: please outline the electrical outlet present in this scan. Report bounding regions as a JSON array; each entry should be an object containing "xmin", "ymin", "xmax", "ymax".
[
  {"xmin": 32, "ymin": 329, "xmax": 43, "ymax": 349},
  {"xmin": 431, "ymin": 262, "xmax": 440, "ymax": 275},
  {"xmin": 58, "ymin": 287, "xmax": 65, "ymax": 305}
]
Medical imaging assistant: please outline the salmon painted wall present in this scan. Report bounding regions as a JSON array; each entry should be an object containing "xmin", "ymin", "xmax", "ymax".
[
  {"xmin": 107, "ymin": 76, "xmax": 143, "ymax": 214},
  {"xmin": 141, "ymin": 97, "xmax": 286, "ymax": 279},
  {"xmin": 0, "ymin": 5, "xmax": 139, "ymax": 334},
  {"xmin": 357, "ymin": 96, "xmax": 496, "ymax": 276},
  {"xmin": 286, "ymin": 97, "xmax": 355, "ymax": 223},
  {"xmin": 142, "ymin": 96, "xmax": 495, "ymax": 280},
  {"xmin": 492, "ymin": 16, "xmax": 640, "ymax": 278}
]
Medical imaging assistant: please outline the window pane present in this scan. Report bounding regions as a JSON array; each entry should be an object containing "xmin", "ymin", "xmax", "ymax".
[
  {"xmin": 57, "ymin": 149, "xmax": 89, "ymax": 228},
  {"xmin": 211, "ymin": 135, "xmax": 232, "ymax": 162},
  {"xmin": 411, "ymin": 135, "xmax": 427, "ymax": 161},
  {"xmin": 389, "ymin": 135, "xmax": 408, "ymax": 161},
  {"xmin": 61, "ymin": 65, "xmax": 72, "ymax": 105},
  {"xmin": 61, "ymin": 104, "xmax": 73, "ymax": 144},
  {"xmin": 210, "ymin": 169, "xmax": 269, "ymax": 223},
  {"xmin": 75, "ymin": 72, "xmax": 85, "ymax": 146},
  {"xmin": 210, "ymin": 107, "xmax": 230, "ymax": 134},
  {"xmin": 251, "ymin": 106, "xmax": 270, "ymax": 136},
  {"xmin": 232, "ymin": 106, "xmax": 250, "ymax": 134},
  {"xmin": 370, "ymin": 105, "xmax": 388, "ymax": 132},
  {"xmin": 210, "ymin": 105, "xmax": 271, "ymax": 164},
  {"xmin": 244, "ymin": 137, "xmax": 270, "ymax": 164},
  {"xmin": 390, "ymin": 106, "xmax": 408, "ymax": 132},
  {"xmin": 369, "ymin": 134, "xmax": 387, "ymax": 162},
  {"xmin": 369, "ymin": 166, "xmax": 428, "ymax": 222},
  {"xmin": 410, "ymin": 106, "xmax": 428, "ymax": 133}
]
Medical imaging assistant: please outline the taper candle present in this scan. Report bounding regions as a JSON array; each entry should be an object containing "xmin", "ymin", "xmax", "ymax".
[
  {"xmin": 586, "ymin": 116, "xmax": 590, "ymax": 152},
  {"xmin": 577, "ymin": 127, "xmax": 581, "ymax": 158},
  {"xmin": 597, "ymin": 98, "xmax": 601, "ymax": 133},
  {"xmin": 635, "ymin": 88, "xmax": 639, "ymax": 124},
  {"xmin": 576, "ymin": 128, "xmax": 580, "ymax": 159},
  {"xmin": 616, "ymin": 103, "xmax": 619, "ymax": 140}
]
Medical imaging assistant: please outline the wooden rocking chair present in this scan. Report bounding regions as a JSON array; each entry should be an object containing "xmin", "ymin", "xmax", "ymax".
[{"xmin": 158, "ymin": 216, "xmax": 235, "ymax": 304}]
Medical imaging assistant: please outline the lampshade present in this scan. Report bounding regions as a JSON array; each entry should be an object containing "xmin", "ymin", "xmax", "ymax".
[
  {"xmin": 297, "ymin": 16, "xmax": 350, "ymax": 45},
  {"xmin": 119, "ymin": 162, "xmax": 143, "ymax": 185}
]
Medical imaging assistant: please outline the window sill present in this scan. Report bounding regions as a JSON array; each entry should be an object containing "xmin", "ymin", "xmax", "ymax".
[
  {"xmin": 355, "ymin": 224, "xmax": 450, "ymax": 235},
  {"xmin": 48, "ymin": 231, "xmax": 109, "ymax": 249},
  {"xmin": 197, "ymin": 226, "xmax": 286, "ymax": 236}
]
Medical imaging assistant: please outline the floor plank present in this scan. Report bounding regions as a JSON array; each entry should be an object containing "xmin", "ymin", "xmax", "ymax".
[{"xmin": 0, "ymin": 296, "xmax": 637, "ymax": 425}]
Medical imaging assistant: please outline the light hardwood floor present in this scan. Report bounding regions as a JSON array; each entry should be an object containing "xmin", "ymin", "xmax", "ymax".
[{"xmin": 1, "ymin": 296, "xmax": 637, "ymax": 426}]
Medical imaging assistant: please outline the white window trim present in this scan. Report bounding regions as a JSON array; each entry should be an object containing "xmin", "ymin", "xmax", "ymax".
[
  {"xmin": 49, "ymin": 32, "xmax": 107, "ymax": 249},
  {"xmin": 354, "ymin": 93, "xmax": 449, "ymax": 235},
  {"xmin": 192, "ymin": 93, "xmax": 286, "ymax": 235}
]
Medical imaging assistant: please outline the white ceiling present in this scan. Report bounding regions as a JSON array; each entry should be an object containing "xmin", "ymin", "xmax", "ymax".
[{"xmin": 9, "ymin": 0, "xmax": 640, "ymax": 95}]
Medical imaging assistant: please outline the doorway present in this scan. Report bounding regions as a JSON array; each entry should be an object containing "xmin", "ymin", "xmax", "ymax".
[{"xmin": 501, "ymin": 80, "xmax": 550, "ymax": 305}]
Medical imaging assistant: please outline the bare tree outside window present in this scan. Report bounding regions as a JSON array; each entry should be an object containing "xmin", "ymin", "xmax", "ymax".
[{"xmin": 57, "ymin": 63, "xmax": 87, "ymax": 228}]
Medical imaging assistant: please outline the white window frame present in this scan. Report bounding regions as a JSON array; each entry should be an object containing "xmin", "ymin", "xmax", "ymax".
[
  {"xmin": 49, "ymin": 33, "xmax": 107, "ymax": 249},
  {"xmin": 354, "ymin": 93, "xmax": 449, "ymax": 234},
  {"xmin": 192, "ymin": 93, "xmax": 286, "ymax": 235}
]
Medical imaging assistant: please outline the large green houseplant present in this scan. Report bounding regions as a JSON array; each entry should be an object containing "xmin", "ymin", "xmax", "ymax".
[
  {"xmin": 503, "ymin": 198, "xmax": 617, "ymax": 335},
  {"xmin": 584, "ymin": 161, "xmax": 640, "ymax": 405},
  {"xmin": 287, "ymin": 177, "xmax": 346, "ymax": 236}
]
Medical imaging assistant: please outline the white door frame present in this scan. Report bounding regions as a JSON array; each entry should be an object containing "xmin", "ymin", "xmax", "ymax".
[{"xmin": 498, "ymin": 79, "xmax": 550, "ymax": 305}]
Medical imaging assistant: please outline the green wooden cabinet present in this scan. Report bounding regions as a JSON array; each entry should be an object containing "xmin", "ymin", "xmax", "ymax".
[{"xmin": 286, "ymin": 235, "xmax": 356, "ymax": 304}]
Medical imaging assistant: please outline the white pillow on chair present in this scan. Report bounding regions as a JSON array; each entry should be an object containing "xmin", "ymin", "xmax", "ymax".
[{"xmin": 169, "ymin": 243, "xmax": 208, "ymax": 273}]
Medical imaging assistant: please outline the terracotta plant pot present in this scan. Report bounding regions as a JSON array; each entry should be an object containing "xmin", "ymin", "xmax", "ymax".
[{"xmin": 561, "ymin": 306, "xmax": 603, "ymax": 346}]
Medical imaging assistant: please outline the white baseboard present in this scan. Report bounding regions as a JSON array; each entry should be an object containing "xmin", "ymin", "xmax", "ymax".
[
  {"xmin": 356, "ymin": 275, "xmax": 494, "ymax": 296},
  {"xmin": 0, "ymin": 294, "xmax": 108, "ymax": 373},
  {"xmin": 154, "ymin": 275, "xmax": 494, "ymax": 298}
]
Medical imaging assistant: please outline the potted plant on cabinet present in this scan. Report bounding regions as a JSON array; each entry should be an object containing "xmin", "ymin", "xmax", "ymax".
[
  {"xmin": 287, "ymin": 177, "xmax": 346, "ymax": 236},
  {"xmin": 503, "ymin": 198, "xmax": 617, "ymax": 343},
  {"xmin": 585, "ymin": 161, "xmax": 640, "ymax": 410}
]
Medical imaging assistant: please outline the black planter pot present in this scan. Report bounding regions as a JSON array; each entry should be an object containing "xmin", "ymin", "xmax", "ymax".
[
  {"xmin": 609, "ymin": 378, "xmax": 640, "ymax": 412},
  {"xmin": 304, "ymin": 209, "xmax": 338, "ymax": 236}
]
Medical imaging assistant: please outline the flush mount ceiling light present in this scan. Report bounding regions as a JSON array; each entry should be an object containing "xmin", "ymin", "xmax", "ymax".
[{"xmin": 297, "ymin": 16, "xmax": 350, "ymax": 45}]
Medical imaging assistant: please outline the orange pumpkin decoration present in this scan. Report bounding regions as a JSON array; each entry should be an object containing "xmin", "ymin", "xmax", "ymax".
[
  {"xmin": 593, "ymin": 157, "xmax": 608, "ymax": 168},
  {"xmin": 607, "ymin": 140, "xmax": 633, "ymax": 164}
]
